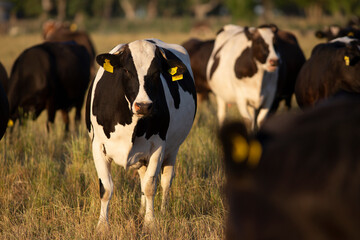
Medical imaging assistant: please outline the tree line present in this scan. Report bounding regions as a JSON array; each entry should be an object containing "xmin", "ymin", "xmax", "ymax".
[{"xmin": 5, "ymin": 0, "xmax": 360, "ymax": 21}]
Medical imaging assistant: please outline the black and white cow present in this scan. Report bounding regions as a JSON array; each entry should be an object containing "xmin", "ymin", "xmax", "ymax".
[
  {"xmin": 207, "ymin": 24, "xmax": 279, "ymax": 130},
  {"xmin": 295, "ymin": 37, "xmax": 360, "ymax": 109},
  {"xmin": 85, "ymin": 39, "xmax": 197, "ymax": 229},
  {"xmin": 0, "ymin": 61, "xmax": 9, "ymax": 139},
  {"xmin": 7, "ymin": 41, "xmax": 91, "ymax": 131}
]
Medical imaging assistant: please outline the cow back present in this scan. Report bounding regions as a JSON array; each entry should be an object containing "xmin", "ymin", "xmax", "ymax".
[{"xmin": 295, "ymin": 38, "xmax": 360, "ymax": 108}]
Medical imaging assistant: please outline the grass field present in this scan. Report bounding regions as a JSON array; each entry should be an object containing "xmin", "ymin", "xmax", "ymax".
[{"xmin": 0, "ymin": 18, "xmax": 324, "ymax": 239}]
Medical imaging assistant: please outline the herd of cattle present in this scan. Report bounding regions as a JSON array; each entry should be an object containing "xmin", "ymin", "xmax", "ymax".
[{"xmin": 0, "ymin": 18, "xmax": 359, "ymax": 236}]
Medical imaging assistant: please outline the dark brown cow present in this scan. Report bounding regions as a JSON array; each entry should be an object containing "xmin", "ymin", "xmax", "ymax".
[
  {"xmin": 182, "ymin": 38, "xmax": 214, "ymax": 103},
  {"xmin": 295, "ymin": 37, "xmax": 360, "ymax": 109},
  {"xmin": 7, "ymin": 41, "xmax": 91, "ymax": 131},
  {"xmin": 220, "ymin": 92, "xmax": 360, "ymax": 240},
  {"xmin": 43, "ymin": 20, "xmax": 96, "ymax": 76},
  {"xmin": 0, "ymin": 61, "xmax": 9, "ymax": 139}
]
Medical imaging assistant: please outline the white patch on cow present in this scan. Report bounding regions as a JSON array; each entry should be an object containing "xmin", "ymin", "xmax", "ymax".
[
  {"xmin": 258, "ymin": 28, "xmax": 279, "ymax": 72},
  {"xmin": 207, "ymin": 24, "xmax": 279, "ymax": 129},
  {"xmin": 330, "ymin": 25, "xmax": 341, "ymax": 37},
  {"xmin": 330, "ymin": 36, "xmax": 358, "ymax": 44},
  {"xmin": 128, "ymin": 40, "xmax": 154, "ymax": 110}
]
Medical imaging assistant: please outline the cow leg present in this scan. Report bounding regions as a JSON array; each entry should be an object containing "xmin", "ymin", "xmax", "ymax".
[
  {"xmin": 75, "ymin": 103, "xmax": 82, "ymax": 129},
  {"xmin": 137, "ymin": 165, "xmax": 147, "ymax": 216},
  {"xmin": 61, "ymin": 110, "xmax": 70, "ymax": 132},
  {"xmin": 93, "ymin": 142, "xmax": 113, "ymax": 228},
  {"xmin": 142, "ymin": 145, "xmax": 164, "ymax": 228},
  {"xmin": 237, "ymin": 100, "xmax": 254, "ymax": 130},
  {"xmin": 160, "ymin": 150, "xmax": 177, "ymax": 214},
  {"xmin": 46, "ymin": 107, "xmax": 56, "ymax": 133},
  {"xmin": 256, "ymin": 108, "xmax": 270, "ymax": 129},
  {"xmin": 216, "ymin": 96, "xmax": 227, "ymax": 126}
]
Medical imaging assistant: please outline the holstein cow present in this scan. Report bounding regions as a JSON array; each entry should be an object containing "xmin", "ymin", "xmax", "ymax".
[
  {"xmin": 220, "ymin": 92, "xmax": 360, "ymax": 240},
  {"xmin": 182, "ymin": 26, "xmax": 305, "ymax": 114},
  {"xmin": 85, "ymin": 39, "xmax": 197, "ymax": 229},
  {"xmin": 7, "ymin": 41, "xmax": 91, "ymax": 131},
  {"xmin": 0, "ymin": 62, "xmax": 9, "ymax": 139},
  {"xmin": 295, "ymin": 37, "xmax": 360, "ymax": 109},
  {"xmin": 207, "ymin": 24, "xmax": 279, "ymax": 130}
]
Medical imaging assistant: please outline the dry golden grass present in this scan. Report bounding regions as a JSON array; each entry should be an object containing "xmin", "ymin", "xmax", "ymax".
[{"xmin": 0, "ymin": 18, "xmax": 326, "ymax": 239}]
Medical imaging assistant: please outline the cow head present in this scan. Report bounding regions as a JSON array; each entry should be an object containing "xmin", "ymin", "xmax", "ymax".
[
  {"xmin": 315, "ymin": 25, "xmax": 340, "ymax": 41},
  {"xmin": 96, "ymin": 40, "xmax": 187, "ymax": 118},
  {"xmin": 244, "ymin": 24, "xmax": 279, "ymax": 72}
]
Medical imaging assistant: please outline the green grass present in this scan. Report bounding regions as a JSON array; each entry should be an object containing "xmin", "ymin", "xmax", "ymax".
[{"xmin": 0, "ymin": 18, "xmax": 328, "ymax": 238}]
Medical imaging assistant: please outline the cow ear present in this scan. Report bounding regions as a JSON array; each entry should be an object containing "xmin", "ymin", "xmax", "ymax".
[
  {"xmin": 268, "ymin": 23, "xmax": 278, "ymax": 34},
  {"xmin": 344, "ymin": 40, "xmax": 360, "ymax": 66},
  {"xmin": 315, "ymin": 30, "xmax": 325, "ymax": 39},
  {"xmin": 219, "ymin": 121, "xmax": 263, "ymax": 176},
  {"xmin": 156, "ymin": 47, "xmax": 187, "ymax": 76},
  {"xmin": 96, "ymin": 53, "xmax": 121, "ymax": 73},
  {"xmin": 244, "ymin": 26, "xmax": 253, "ymax": 40}
]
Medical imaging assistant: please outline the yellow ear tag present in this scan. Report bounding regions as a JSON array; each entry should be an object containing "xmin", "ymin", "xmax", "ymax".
[
  {"xmin": 344, "ymin": 56, "xmax": 350, "ymax": 66},
  {"xmin": 232, "ymin": 135, "xmax": 249, "ymax": 163},
  {"xmin": 169, "ymin": 67, "xmax": 178, "ymax": 75},
  {"xmin": 103, "ymin": 59, "xmax": 113, "ymax": 73},
  {"xmin": 247, "ymin": 140, "xmax": 262, "ymax": 168},
  {"xmin": 172, "ymin": 74, "xmax": 183, "ymax": 81},
  {"xmin": 168, "ymin": 67, "xmax": 183, "ymax": 81},
  {"xmin": 348, "ymin": 32, "xmax": 354, "ymax": 37},
  {"xmin": 7, "ymin": 119, "xmax": 14, "ymax": 127}
]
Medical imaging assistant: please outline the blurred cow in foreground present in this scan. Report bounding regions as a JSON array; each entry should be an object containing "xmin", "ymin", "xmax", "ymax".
[
  {"xmin": 0, "ymin": 61, "xmax": 9, "ymax": 139},
  {"xmin": 182, "ymin": 25, "xmax": 305, "ymax": 124},
  {"xmin": 7, "ymin": 41, "xmax": 91, "ymax": 131},
  {"xmin": 295, "ymin": 37, "xmax": 360, "ymax": 109},
  {"xmin": 220, "ymin": 92, "xmax": 360, "ymax": 240}
]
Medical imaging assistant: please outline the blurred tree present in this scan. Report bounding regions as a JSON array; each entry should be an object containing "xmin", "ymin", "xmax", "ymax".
[
  {"xmin": 57, "ymin": 0, "xmax": 66, "ymax": 21},
  {"xmin": 225, "ymin": 0, "xmax": 256, "ymax": 20},
  {"xmin": 192, "ymin": 0, "xmax": 220, "ymax": 19}
]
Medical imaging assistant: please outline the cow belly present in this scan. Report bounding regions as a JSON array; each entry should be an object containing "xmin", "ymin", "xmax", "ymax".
[
  {"xmin": 164, "ymin": 83, "xmax": 196, "ymax": 155},
  {"xmin": 208, "ymin": 73, "xmax": 237, "ymax": 103}
]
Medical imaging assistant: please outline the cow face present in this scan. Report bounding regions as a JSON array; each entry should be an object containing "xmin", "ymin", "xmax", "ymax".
[
  {"xmin": 96, "ymin": 40, "xmax": 187, "ymax": 118},
  {"xmin": 245, "ymin": 26, "xmax": 279, "ymax": 72}
]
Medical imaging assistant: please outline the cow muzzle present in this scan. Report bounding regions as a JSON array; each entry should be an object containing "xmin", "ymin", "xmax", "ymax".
[
  {"xmin": 134, "ymin": 101, "xmax": 153, "ymax": 116},
  {"xmin": 267, "ymin": 58, "xmax": 279, "ymax": 72}
]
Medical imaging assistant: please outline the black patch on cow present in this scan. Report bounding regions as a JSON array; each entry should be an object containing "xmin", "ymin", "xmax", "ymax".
[
  {"xmin": 210, "ymin": 46, "xmax": 223, "ymax": 80},
  {"xmin": 99, "ymin": 178, "xmax": 105, "ymax": 199},
  {"xmin": 92, "ymin": 45, "xmax": 139, "ymax": 138},
  {"xmin": 146, "ymin": 39, "xmax": 156, "ymax": 44},
  {"xmin": 234, "ymin": 47, "xmax": 258, "ymax": 79},
  {"xmin": 132, "ymin": 46, "xmax": 197, "ymax": 142},
  {"xmin": 252, "ymin": 34, "xmax": 270, "ymax": 64},
  {"xmin": 161, "ymin": 48, "xmax": 197, "ymax": 108}
]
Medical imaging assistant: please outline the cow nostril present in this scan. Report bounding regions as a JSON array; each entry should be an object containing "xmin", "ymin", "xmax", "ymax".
[
  {"xmin": 270, "ymin": 59, "xmax": 279, "ymax": 66},
  {"xmin": 134, "ymin": 102, "xmax": 153, "ymax": 115}
]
